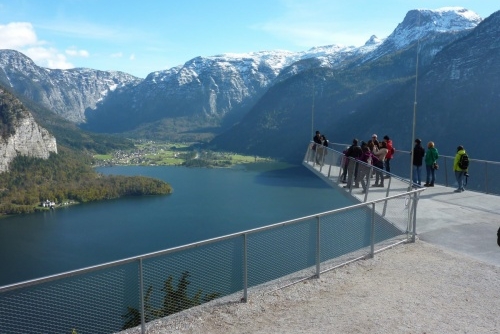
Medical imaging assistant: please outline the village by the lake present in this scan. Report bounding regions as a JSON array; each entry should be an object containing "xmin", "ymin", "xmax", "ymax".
[{"xmin": 91, "ymin": 140, "xmax": 274, "ymax": 168}]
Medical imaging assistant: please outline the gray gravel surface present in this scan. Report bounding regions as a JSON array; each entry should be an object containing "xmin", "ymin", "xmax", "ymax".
[{"xmin": 122, "ymin": 240, "xmax": 500, "ymax": 334}]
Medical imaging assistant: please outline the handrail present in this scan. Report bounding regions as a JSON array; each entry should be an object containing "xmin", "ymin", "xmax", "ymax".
[
  {"xmin": 326, "ymin": 142, "xmax": 500, "ymax": 195},
  {"xmin": 0, "ymin": 189, "xmax": 417, "ymax": 294},
  {"xmin": 328, "ymin": 141, "xmax": 498, "ymax": 165}
]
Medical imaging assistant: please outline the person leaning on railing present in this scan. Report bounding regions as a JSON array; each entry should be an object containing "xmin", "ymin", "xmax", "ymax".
[
  {"xmin": 343, "ymin": 139, "xmax": 362, "ymax": 189},
  {"xmin": 372, "ymin": 141, "xmax": 388, "ymax": 187},
  {"xmin": 312, "ymin": 130, "xmax": 322, "ymax": 164},
  {"xmin": 357, "ymin": 142, "xmax": 372, "ymax": 193}
]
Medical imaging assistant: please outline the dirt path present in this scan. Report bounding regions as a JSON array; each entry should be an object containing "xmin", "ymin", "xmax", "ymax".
[{"xmin": 123, "ymin": 240, "xmax": 500, "ymax": 333}]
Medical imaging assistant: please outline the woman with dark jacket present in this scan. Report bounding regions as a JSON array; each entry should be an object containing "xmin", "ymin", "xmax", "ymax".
[{"xmin": 412, "ymin": 138, "xmax": 425, "ymax": 186}]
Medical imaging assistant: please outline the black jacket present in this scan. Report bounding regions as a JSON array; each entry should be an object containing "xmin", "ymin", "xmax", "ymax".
[
  {"xmin": 346, "ymin": 144, "xmax": 362, "ymax": 159},
  {"xmin": 412, "ymin": 144, "xmax": 425, "ymax": 166}
]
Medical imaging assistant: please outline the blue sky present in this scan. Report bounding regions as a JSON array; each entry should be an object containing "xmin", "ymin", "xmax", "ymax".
[{"xmin": 0, "ymin": 0, "xmax": 498, "ymax": 78}]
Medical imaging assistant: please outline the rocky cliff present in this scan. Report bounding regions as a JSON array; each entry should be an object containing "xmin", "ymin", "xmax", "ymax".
[{"xmin": 0, "ymin": 88, "xmax": 57, "ymax": 172}]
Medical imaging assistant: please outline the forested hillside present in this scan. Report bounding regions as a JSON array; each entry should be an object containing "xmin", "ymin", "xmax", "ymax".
[{"xmin": 0, "ymin": 87, "xmax": 172, "ymax": 215}]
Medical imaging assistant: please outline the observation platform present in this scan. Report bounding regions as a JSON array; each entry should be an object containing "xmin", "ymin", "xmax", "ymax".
[{"xmin": 303, "ymin": 146, "xmax": 500, "ymax": 267}]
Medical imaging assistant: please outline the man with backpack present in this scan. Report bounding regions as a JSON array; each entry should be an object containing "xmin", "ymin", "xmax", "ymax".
[{"xmin": 453, "ymin": 145, "xmax": 469, "ymax": 192}]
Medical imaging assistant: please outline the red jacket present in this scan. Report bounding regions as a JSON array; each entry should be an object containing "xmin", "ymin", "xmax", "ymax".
[{"xmin": 385, "ymin": 140, "xmax": 395, "ymax": 159}]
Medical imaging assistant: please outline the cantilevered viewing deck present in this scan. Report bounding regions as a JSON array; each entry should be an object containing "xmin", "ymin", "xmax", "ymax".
[{"xmin": 303, "ymin": 143, "xmax": 500, "ymax": 266}]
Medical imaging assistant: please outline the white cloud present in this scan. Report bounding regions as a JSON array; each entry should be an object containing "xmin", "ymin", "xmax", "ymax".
[
  {"xmin": 110, "ymin": 52, "xmax": 123, "ymax": 58},
  {"xmin": 65, "ymin": 48, "xmax": 90, "ymax": 57},
  {"xmin": 0, "ymin": 22, "xmax": 39, "ymax": 49},
  {"xmin": 0, "ymin": 21, "xmax": 74, "ymax": 69},
  {"xmin": 129, "ymin": 54, "xmax": 135, "ymax": 61},
  {"xmin": 25, "ymin": 46, "xmax": 74, "ymax": 69}
]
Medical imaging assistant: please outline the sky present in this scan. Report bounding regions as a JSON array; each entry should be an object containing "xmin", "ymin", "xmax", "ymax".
[{"xmin": 0, "ymin": 0, "xmax": 498, "ymax": 78}]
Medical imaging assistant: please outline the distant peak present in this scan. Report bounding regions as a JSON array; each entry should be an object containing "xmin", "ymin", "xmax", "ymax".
[
  {"xmin": 385, "ymin": 7, "xmax": 482, "ymax": 50},
  {"xmin": 364, "ymin": 35, "xmax": 382, "ymax": 46},
  {"xmin": 402, "ymin": 7, "xmax": 482, "ymax": 30}
]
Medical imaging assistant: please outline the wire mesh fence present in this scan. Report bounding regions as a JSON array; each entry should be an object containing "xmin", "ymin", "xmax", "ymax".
[
  {"xmin": 328, "ymin": 142, "xmax": 500, "ymax": 195},
  {"xmin": 0, "ymin": 155, "xmax": 422, "ymax": 334}
]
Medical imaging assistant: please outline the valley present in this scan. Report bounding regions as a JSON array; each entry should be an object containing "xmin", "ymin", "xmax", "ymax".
[{"xmin": 92, "ymin": 140, "xmax": 275, "ymax": 168}]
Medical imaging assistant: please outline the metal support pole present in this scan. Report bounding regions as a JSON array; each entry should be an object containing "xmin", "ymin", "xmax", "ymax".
[
  {"xmin": 139, "ymin": 258, "xmax": 145, "ymax": 334},
  {"xmin": 370, "ymin": 203, "xmax": 375, "ymax": 258},
  {"xmin": 409, "ymin": 11, "xmax": 420, "ymax": 191},
  {"xmin": 316, "ymin": 216, "xmax": 321, "ymax": 278},
  {"xmin": 412, "ymin": 192, "xmax": 418, "ymax": 243},
  {"xmin": 242, "ymin": 233, "xmax": 248, "ymax": 303},
  {"xmin": 363, "ymin": 166, "xmax": 373, "ymax": 202}
]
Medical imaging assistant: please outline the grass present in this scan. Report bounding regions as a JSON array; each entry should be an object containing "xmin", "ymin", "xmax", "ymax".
[{"xmin": 93, "ymin": 140, "xmax": 275, "ymax": 167}]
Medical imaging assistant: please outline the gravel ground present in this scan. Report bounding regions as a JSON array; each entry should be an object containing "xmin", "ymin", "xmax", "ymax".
[{"xmin": 122, "ymin": 240, "xmax": 500, "ymax": 334}]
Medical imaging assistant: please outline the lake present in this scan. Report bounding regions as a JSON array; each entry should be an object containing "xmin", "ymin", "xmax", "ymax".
[{"xmin": 0, "ymin": 163, "xmax": 354, "ymax": 286}]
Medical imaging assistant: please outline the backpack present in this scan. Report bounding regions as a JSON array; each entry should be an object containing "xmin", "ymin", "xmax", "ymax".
[{"xmin": 458, "ymin": 153, "xmax": 469, "ymax": 170}]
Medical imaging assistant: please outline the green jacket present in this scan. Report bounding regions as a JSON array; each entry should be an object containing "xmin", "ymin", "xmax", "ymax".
[
  {"xmin": 424, "ymin": 147, "xmax": 438, "ymax": 166},
  {"xmin": 454, "ymin": 149, "xmax": 468, "ymax": 171}
]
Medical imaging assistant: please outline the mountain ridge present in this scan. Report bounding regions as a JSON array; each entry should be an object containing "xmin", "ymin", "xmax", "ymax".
[{"xmin": 0, "ymin": 7, "xmax": 494, "ymax": 161}]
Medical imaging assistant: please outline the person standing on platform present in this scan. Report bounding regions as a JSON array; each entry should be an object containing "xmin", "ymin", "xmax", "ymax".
[
  {"xmin": 317, "ymin": 134, "xmax": 328, "ymax": 165},
  {"xmin": 453, "ymin": 145, "xmax": 469, "ymax": 192},
  {"xmin": 343, "ymin": 139, "xmax": 362, "ymax": 189},
  {"xmin": 312, "ymin": 130, "xmax": 322, "ymax": 164},
  {"xmin": 383, "ymin": 135, "xmax": 395, "ymax": 177},
  {"xmin": 372, "ymin": 141, "xmax": 388, "ymax": 187},
  {"xmin": 412, "ymin": 138, "xmax": 425, "ymax": 186},
  {"xmin": 424, "ymin": 141, "xmax": 439, "ymax": 187},
  {"xmin": 357, "ymin": 142, "xmax": 372, "ymax": 193}
]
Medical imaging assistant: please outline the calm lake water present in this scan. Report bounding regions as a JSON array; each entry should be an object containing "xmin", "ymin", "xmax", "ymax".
[{"xmin": 0, "ymin": 163, "xmax": 354, "ymax": 286}]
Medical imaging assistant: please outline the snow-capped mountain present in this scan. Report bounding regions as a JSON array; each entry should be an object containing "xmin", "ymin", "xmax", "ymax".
[
  {"xmin": 210, "ymin": 9, "xmax": 500, "ymax": 162},
  {"xmin": 360, "ymin": 7, "xmax": 481, "ymax": 64},
  {"xmin": 82, "ymin": 45, "xmax": 377, "ymax": 134},
  {"xmin": 0, "ymin": 7, "xmax": 486, "ymax": 137},
  {"xmin": 390, "ymin": 7, "xmax": 480, "ymax": 49},
  {"xmin": 0, "ymin": 50, "xmax": 142, "ymax": 122}
]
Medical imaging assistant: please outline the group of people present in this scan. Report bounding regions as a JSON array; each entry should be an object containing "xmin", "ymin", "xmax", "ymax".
[
  {"xmin": 341, "ymin": 134, "xmax": 395, "ymax": 193},
  {"xmin": 312, "ymin": 130, "xmax": 329, "ymax": 164},
  {"xmin": 312, "ymin": 130, "xmax": 470, "ymax": 193},
  {"xmin": 412, "ymin": 139, "xmax": 469, "ymax": 192}
]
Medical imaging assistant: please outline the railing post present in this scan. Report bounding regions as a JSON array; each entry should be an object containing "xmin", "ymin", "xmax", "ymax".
[
  {"xmin": 139, "ymin": 258, "xmax": 145, "ymax": 334},
  {"xmin": 411, "ymin": 192, "xmax": 418, "ymax": 243},
  {"xmin": 370, "ymin": 203, "xmax": 375, "ymax": 258},
  {"xmin": 485, "ymin": 162, "xmax": 488, "ymax": 194},
  {"xmin": 444, "ymin": 157, "xmax": 449, "ymax": 187},
  {"xmin": 327, "ymin": 149, "xmax": 333, "ymax": 177},
  {"xmin": 242, "ymin": 233, "xmax": 248, "ymax": 303},
  {"xmin": 316, "ymin": 216, "xmax": 321, "ymax": 278},
  {"xmin": 337, "ymin": 157, "xmax": 344, "ymax": 184},
  {"xmin": 363, "ymin": 166, "xmax": 373, "ymax": 202}
]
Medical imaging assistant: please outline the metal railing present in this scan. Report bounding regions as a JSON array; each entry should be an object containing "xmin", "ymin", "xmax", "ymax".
[
  {"xmin": 0, "ymin": 146, "xmax": 423, "ymax": 334},
  {"xmin": 327, "ymin": 142, "xmax": 500, "ymax": 196},
  {"xmin": 305, "ymin": 142, "xmax": 418, "ymax": 203}
]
